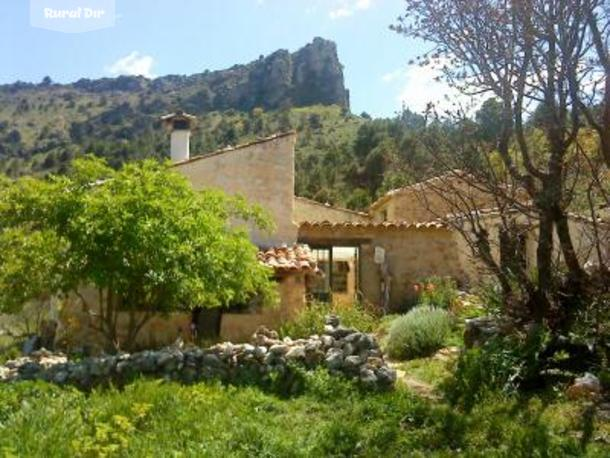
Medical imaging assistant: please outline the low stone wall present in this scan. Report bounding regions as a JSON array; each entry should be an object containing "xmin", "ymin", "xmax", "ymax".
[{"xmin": 0, "ymin": 317, "xmax": 396, "ymax": 390}]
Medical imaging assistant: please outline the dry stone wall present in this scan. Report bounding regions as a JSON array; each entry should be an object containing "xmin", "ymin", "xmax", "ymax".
[{"xmin": 0, "ymin": 316, "xmax": 396, "ymax": 391}]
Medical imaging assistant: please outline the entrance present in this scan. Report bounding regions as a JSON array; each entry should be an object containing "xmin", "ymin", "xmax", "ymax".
[{"xmin": 307, "ymin": 246, "xmax": 360, "ymax": 304}]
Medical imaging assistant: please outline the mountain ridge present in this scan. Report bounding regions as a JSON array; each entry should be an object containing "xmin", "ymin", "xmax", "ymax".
[{"xmin": 1, "ymin": 37, "xmax": 349, "ymax": 112}]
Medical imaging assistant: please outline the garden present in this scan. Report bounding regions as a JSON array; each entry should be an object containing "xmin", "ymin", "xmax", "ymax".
[{"xmin": 1, "ymin": 276, "xmax": 609, "ymax": 457}]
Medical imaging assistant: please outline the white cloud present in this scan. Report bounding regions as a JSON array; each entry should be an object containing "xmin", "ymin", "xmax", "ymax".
[
  {"xmin": 329, "ymin": 7, "xmax": 353, "ymax": 19},
  {"xmin": 382, "ymin": 62, "xmax": 478, "ymax": 114},
  {"xmin": 329, "ymin": 0, "xmax": 373, "ymax": 20},
  {"xmin": 106, "ymin": 52, "xmax": 155, "ymax": 78},
  {"xmin": 381, "ymin": 68, "xmax": 405, "ymax": 83}
]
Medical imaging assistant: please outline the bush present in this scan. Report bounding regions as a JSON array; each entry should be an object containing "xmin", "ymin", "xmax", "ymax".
[
  {"xmin": 443, "ymin": 331, "xmax": 547, "ymax": 412},
  {"xmin": 385, "ymin": 306, "xmax": 452, "ymax": 359},
  {"xmin": 279, "ymin": 301, "xmax": 377, "ymax": 339},
  {"xmin": 414, "ymin": 276, "xmax": 458, "ymax": 309}
]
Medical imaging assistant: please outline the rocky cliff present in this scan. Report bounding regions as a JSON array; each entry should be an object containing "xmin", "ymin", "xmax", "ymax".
[{"xmin": 6, "ymin": 37, "xmax": 349, "ymax": 113}]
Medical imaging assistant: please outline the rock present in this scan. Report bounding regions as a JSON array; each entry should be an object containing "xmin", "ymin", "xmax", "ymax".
[
  {"xmin": 357, "ymin": 334, "xmax": 377, "ymax": 351},
  {"xmin": 325, "ymin": 348, "xmax": 344, "ymax": 370},
  {"xmin": 325, "ymin": 314, "xmax": 340, "ymax": 327},
  {"xmin": 286, "ymin": 345, "xmax": 306, "ymax": 361},
  {"xmin": 366, "ymin": 357, "xmax": 384, "ymax": 368},
  {"xmin": 359, "ymin": 367, "xmax": 378, "ymax": 386},
  {"xmin": 253, "ymin": 346, "xmax": 268, "ymax": 359},
  {"xmin": 18, "ymin": 361, "xmax": 41, "ymax": 378},
  {"xmin": 321, "ymin": 335, "xmax": 334, "ymax": 348},
  {"xmin": 327, "ymin": 326, "xmax": 356, "ymax": 339},
  {"xmin": 323, "ymin": 324, "xmax": 335, "ymax": 335},
  {"xmin": 342, "ymin": 343, "xmax": 355, "ymax": 357},
  {"xmin": 252, "ymin": 326, "xmax": 279, "ymax": 342},
  {"xmin": 376, "ymin": 366, "xmax": 397, "ymax": 387},
  {"xmin": 344, "ymin": 332, "xmax": 362, "ymax": 344},
  {"xmin": 269, "ymin": 344, "xmax": 289, "ymax": 356},
  {"xmin": 464, "ymin": 316, "xmax": 503, "ymax": 348},
  {"xmin": 344, "ymin": 355, "xmax": 363, "ymax": 371},
  {"xmin": 202, "ymin": 353, "xmax": 222, "ymax": 367},
  {"xmin": 305, "ymin": 340, "xmax": 322, "ymax": 353},
  {"xmin": 566, "ymin": 373, "xmax": 602, "ymax": 400},
  {"xmin": 53, "ymin": 370, "xmax": 69, "ymax": 384}
]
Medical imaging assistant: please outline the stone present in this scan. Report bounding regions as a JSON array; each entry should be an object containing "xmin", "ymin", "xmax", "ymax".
[
  {"xmin": 18, "ymin": 361, "xmax": 42, "ymax": 378},
  {"xmin": 344, "ymin": 355, "xmax": 363, "ymax": 371},
  {"xmin": 366, "ymin": 357, "xmax": 384, "ymax": 368},
  {"xmin": 357, "ymin": 334, "xmax": 377, "ymax": 351},
  {"xmin": 327, "ymin": 326, "xmax": 356, "ymax": 339},
  {"xmin": 321, "ymin": 335, "xmax": 334, "ymax": 348},
  {"xmin": 253, "ymin": 346, "xmax": 268, "ymax": 359},
  {"xmin": 269, "ymin": 344, "xmax": 289, "ymax": 356},
  {"xmin": 325, "ymin": 314, "xmax": 340, "ymax": 327},
  {"xmin": 325, "ymin": 348, "xmax": 344, "ymax": 370},
  {"xmin": 53, "ymin": 370, "xmax": 69, "ymax": 384},
  {"xmin": 286, "ymin": 345, "xmax": 306, "ymax": 361},
  {"xmin": 566, "ymin": 373, "xmax": 602, "ymax": 400},
  {"xmin": 464, "ymin": 316, "xmax": 506, "ymax": 348},
  {"xmin": 359, "ymin": 367, "xmax": 378, "ymax": 386},
  {"xmin": 376, "ymin": 366, "xmax": 397, "ymax": 386},
  {"xmin": 305, "ymin": 340, "xmax": 322, "ymax": 353},
  {"xmin": 202, "ymin": 353, "xmax": 222, "ymax": 367},
  {"xmin": 344, "ymin": 332, "xmax": 362, "ymax": 344},
  {"xmin": 342, "ymin": 343, "xmax": 355, "ymax": 357}
]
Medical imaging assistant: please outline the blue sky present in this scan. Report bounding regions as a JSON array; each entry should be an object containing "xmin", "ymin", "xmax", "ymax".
[{"xmin": 0, "ymin": 0, "xmax": 453, "ymax": 117}]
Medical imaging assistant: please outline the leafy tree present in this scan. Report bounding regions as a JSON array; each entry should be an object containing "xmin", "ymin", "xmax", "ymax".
[
  {"xmin": 475, "ymin": 98, "xmax": 503, "ymax": 144},
  {"xmin": 0, "ymin": 156, "xmax": 275, "ymax": 350}
]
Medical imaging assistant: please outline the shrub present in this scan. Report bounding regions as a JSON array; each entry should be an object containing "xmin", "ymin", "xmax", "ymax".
[
  {"xmin": 385, "ymin": 306, "xmax": 452, "ymax": 359},
  {"xmin": 413, "ymin": 276, "xmax": 458, "ymax": 309},
  {"xmin": 443, "ymin": 331, "xmax": 547, "ymax": 411},
  {"xmin": 279, "ymin": 301, "xmax": 377, "ymax": 339}
]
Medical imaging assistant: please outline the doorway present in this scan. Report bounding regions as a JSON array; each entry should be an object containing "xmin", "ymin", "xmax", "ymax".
[{"xmin": 307, "ymin": 246, "xmax": 360, "ymax": 304}]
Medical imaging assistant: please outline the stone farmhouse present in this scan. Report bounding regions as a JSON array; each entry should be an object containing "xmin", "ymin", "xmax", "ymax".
[{"xmin": 58, "ymin": 112, "xmax": 608, "ymax": 349}]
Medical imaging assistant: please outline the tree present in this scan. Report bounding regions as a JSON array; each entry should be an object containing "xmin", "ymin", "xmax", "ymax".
[
  {"xmin": 0, "ymin": 157, "xmax": 275, "ymax": 350},
  {"xmin": 394, "ymin": 0, "xmax": 609, "ymax": 322}
]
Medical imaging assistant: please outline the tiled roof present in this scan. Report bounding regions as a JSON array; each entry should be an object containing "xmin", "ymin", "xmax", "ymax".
[
  {"xmin": 299, "ymin": 220, "xmax": 446, "ymax": 230},
  {"xmin": 294, "ymin": 196, "xmax": 371, "ymax": 218},
  {"xmin": 258, "ymin": 244, "xmax": 319, "ymax": 274},
  {"xmin": 369, "ymin": 170, "xmax": 469, "ymax": 210},
  {"xmin": 443, "ymin": 207, "xmax": 609, "ymax": 228}
]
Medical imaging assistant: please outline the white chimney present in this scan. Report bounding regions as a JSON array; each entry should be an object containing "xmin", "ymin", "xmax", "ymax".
[{"xmin": 161, "ymin": 111, "xmax": 196, "ymax": 163}]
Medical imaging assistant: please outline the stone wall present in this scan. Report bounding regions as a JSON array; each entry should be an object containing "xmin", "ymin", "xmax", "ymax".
[
  {"xmin": 293, "ymin": 197, "xmax": 371, "ymax": 224},
  {"xmin": 173, "ymin": 132, "xmax": 299, "ymax": 247},
  {"xmin": 1, "ymin": 317, "xmax": 396, "ymax": 391}
]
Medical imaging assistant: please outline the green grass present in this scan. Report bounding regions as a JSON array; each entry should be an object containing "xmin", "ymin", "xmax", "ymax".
[
  {"xmin": 394, "ymin": 357, "xmax": 454, "ymax": 388},
  {"xmin": 0, "ymin": 370, "xmax": 608, "ymax": 457}
]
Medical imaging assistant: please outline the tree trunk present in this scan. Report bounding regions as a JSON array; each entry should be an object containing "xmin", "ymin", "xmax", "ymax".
[{"xmin": 555, "ymin": 211, "xmax": 585, "ymax": 284}]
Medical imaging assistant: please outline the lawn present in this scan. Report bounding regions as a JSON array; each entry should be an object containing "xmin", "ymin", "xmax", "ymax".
[{"xmin": 1, "ymin": 369, "xmax": 608, "ymax": 457}]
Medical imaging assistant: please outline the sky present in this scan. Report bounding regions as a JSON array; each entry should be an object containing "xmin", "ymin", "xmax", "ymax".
[{"xmin": 0, "ymin": 0, "xmax": 456, "ymax": 118}]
